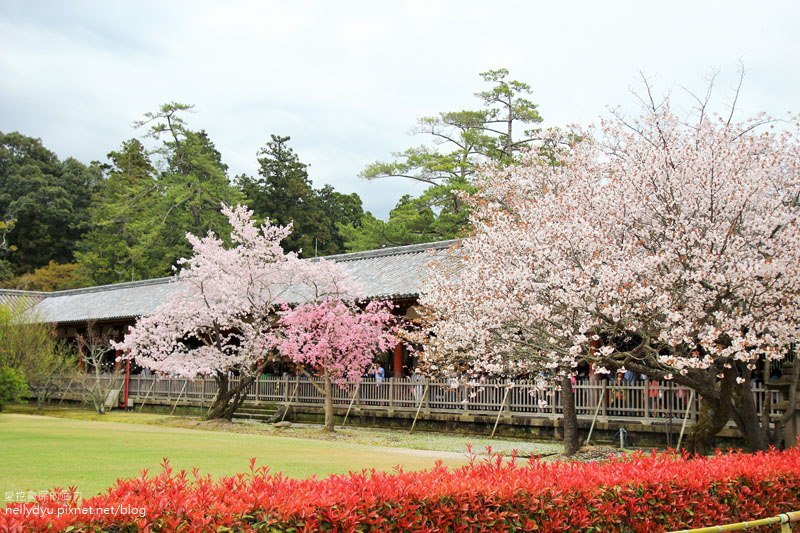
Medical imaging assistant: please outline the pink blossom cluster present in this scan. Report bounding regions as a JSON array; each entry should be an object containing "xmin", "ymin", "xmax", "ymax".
[
  {"xmin": 113, "ymin": 204, "xmax": 362, "ymax": 378},
  {"xmin": 278, "ymin": 299, "xmax": 396, "ymax": 383}
]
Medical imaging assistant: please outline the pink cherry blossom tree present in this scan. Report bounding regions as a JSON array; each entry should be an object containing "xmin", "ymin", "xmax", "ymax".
[
  {"xmin": 114, "ymin": 204, "xmax": 356, "ymax": 420},
  {"xmin": 278, "ymin": 299, "xmax": 396, "ymax": 432},
  {"xmin": 421, "ymin": 79, "xmax": 800, "ymax": 453}
]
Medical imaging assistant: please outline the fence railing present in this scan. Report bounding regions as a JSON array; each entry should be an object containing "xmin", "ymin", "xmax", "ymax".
[{"xmin": 43, "ymin": 374, "xmax": 785, "ymax": 427}]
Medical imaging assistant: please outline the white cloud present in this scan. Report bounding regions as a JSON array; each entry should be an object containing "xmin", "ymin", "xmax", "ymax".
[{"xmin": 1, "ymin": 0, "xmax": 798, "ymax": 218}]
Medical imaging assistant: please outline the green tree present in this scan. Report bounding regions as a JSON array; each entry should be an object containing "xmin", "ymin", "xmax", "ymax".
[
  {"xmin": 315, "ymin": 185, "xmax": 364, "ymax": 253},
  {"xmin": 350, "ymin": 69, "xmax": 546, "ymax": 249},
  {"xmin": 78, "ymin": 104, "xmax": 244, "ymax": 284},
  {"xmin": 0, "ymin": 132, "xmax": 102, "ymax": 275},
  {"xmin": 0, "ymin": 367, "xmax": 26, "ymax": 411},
  {"xmin": 3, "ymin": 261, "xmax": 90, "ymax": 291},
  {"xmin": 238, "ymin": 135, "xmax": 336, "ymax": 256},
  {"xmin": 161, "ymin": 129, "xmax": 242, "ymax": 237},
  {"xmin": 76, "ymin": 139, "xmax": 167, "ymax": 284},
  {"xmin": 133, "ymin": 103, "xmax": 243, "ymax": 270},
  {"xmin": 340, "ymin": 195, "xmax": 449, "ymax": 251},
  {"xmin": 0, "ymin": 299, "xmax": 75, "ymax": 408}
]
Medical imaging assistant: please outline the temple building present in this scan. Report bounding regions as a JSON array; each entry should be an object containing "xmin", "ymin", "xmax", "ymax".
[{"xmin": 0, "ymin": 240, "xmax": 457, "ymax": 379}]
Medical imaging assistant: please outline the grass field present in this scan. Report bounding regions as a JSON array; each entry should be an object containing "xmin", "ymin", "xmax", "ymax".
[
  {"xmin": 1, "ymin": 407, "xmax": 562, "ymax": 499},
  {"xmin": 0, "ymin": 413, "xmax": 477, "ymax": 498}
]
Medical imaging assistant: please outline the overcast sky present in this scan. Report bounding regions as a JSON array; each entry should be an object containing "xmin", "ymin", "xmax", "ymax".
[{"xmin": 1, "ymin": 1, "xmax": 797, "ymax": 218}]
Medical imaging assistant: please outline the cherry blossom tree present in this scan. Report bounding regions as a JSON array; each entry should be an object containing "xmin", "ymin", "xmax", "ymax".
[
  {"xmin": 278, "ymin": 299, "xmax": 397, "ymax": 431},
  {"xmin": 421, "ymin": 82, "xmax": 800, "ymax": 453},
  {"xmin": 114, "ymin": 204, "xmax": 355, "ymax": 420}
]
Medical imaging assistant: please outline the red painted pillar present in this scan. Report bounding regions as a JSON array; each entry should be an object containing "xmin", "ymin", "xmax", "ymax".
[{"xmin": 393, "ymin": 343, "xmax": 404, "ymax": 378}]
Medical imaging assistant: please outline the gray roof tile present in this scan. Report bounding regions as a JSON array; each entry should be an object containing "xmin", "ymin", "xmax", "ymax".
[
  {"xmin": 0, "ymin": 289, "xmax": 46, "ymax": 311},
  {"xmin": 4, "ymin": 240, "xmax": 459, "ymax": 325}
]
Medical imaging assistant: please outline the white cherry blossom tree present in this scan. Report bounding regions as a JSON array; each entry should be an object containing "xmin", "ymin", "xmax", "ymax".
[
  {"xmin": 114, "ymin": 204, "xmax": 356, "ymax": 420},
  {"xmin": 421, "ymin": 83, "xmax": 800, "ymax": 452}
]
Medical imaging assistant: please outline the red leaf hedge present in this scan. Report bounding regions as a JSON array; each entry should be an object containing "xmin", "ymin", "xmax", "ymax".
[{"xmin": 3, "ymin": 447, "xmax": 800, "ymax": 532}]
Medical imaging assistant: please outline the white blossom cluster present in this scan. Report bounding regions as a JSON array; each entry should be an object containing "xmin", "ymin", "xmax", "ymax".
[{"xmin": 420, "ymin": 103, "xmax": 800, "ymax": 378}]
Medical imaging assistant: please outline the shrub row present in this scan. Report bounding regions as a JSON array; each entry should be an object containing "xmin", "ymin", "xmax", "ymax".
[{"xmin": 3, "ymin": 446, "xmax": 800, "ymax": 532}]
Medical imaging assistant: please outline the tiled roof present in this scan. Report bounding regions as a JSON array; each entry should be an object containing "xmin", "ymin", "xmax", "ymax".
[
  {"xmin": 0, "ymin": 289, "xmax": 47, "ymax": 311},
  {"xmin": 21, "ymin": 277, "xmax": 185, "ymax": 325},
  {"xmin": 4, "ymin": 240, "xmax": 459, "ymax": 325},
  {"xmin": 322, "ymin": 240, "xmax": 459, "ymax": 300}
]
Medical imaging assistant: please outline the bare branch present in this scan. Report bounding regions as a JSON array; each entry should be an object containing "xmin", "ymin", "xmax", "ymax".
[{"xmin": 726, "ymin": 60, "xmax": 747, "ymax": 126}]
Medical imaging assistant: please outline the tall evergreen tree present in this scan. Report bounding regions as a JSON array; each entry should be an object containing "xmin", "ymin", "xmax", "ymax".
[
  {"xmin": 0, "ymin": 131, "xmax": 101, "ymax": 278},
  {"xmin": 315, "ymin": 185, "xmax": 363, "ymax": 254},
  {"xmin": 134, "ymin": 102, "xmax": 244, "ymax": 268},
  {"xmin": 346, "ymin": 69, "xmax": 549, "ymax": 251},
  {"xmin": 76, "ymin": 139, "xmax": 166, "ymax": 284},
  {"xmin": 77, "ymin": 103, "xmax": 244, "ymax": 284},
  {"xmin": 239, "ymin": 135, "xmax": 336, "ymax": 256}
]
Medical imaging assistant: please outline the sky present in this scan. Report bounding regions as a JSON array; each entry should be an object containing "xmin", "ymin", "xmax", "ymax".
[{"xmin": 1, "ymin": 1, "xmax": 798, "ymax": 219}]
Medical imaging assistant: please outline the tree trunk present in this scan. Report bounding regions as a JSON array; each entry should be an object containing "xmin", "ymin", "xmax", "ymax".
[
  {"xmin": 323, "ymin": 369, "xmax": 335, "ymax": 432},
  {"xmin": 688, "ymin": 394, "xmax": 731, "ymax": 454},
  {"xmin": 688, "ymin": 367, "xmax": 740, "ymax": 454},
  {"xmin": 730, "ymin": 373, "xmax": 769, "ymax": 451},
  {"xmin": 206, "ymin": 374, "xmax": 234, "ymax": 420},
  {"xmin": 206, "ymin": 373, "xmax": 255, "ymax": 421},
  {"xmin": 561, "ymin": 375, "xmax": 580, "ymax": 456},
  {"xmin": 93, "ymin": 369, "xmax": 106, "ymax": 414}
]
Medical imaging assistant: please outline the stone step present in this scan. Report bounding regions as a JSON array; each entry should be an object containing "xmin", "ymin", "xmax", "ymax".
[
  {"xmin": 232, "ymin": 411, "xmax": 277, "ymax": 422},
  {"xmin": 237, "ymin": 407, "xmax": 278, "ymax": 415},
  {"xmin": 233, "ymin": 403, "xmax": 280, "ymax": 422}
]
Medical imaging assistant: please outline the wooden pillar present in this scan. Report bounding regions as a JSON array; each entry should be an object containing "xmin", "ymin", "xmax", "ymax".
[
  {"xmin": 121, "ymin": 356, "xmax": 131, "ymax": 409},
  {"xmin": 77, "ymin": 340, "xmax": 85, "ymax": 371},
  {"xmin": 393, "ymin": 343, "xmax": 404, "ymax": 378}
]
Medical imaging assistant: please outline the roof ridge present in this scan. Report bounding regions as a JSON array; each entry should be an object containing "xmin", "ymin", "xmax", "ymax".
[
  {"xmin": 6, "ymin": 240, "xmax": 460, "ymax": 300},
  {"xmin": 40, "ymin": 277, "xmax": 178, "ymax": 297},
  {"xmin": 315, "ymin": 239, "xmax": 459, "ymax": 262},
  {"xmin": 0, "ymin": 288, "xmax": 50, "ymax": 297}
]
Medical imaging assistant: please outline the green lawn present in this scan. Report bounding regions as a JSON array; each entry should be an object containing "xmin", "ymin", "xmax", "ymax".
[{"xmin": 0, "ymin": 413, "xmax": 472, "ymax": 498}]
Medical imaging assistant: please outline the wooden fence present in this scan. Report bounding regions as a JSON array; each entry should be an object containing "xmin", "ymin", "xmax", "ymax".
[{"xmin": 45, "ymin": 374, "xmax": 784, "ymax": 426}]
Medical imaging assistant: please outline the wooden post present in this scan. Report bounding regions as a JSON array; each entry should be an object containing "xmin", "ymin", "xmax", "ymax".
[
  {"xmin": 138, "ymin": 378, "xmax": 156, "ymax": 411},
  {"xmin": 601, "ymin": 381, "xmax": 608, "ymax": 418},
  {"xmin": 393, "ymin": 343, "xmax": 404, "ymax": 378},
  {"xmin": 676, "ymin": 390, "xmax": 696, "ymax": 451},
  {"xmin": 121, "ymin": 357, "xmax": 131, "ymax": 409},
  {"xmin": 585, "ymin": 387, "xmax": 606, "ymax": 445},
  {"xmin": 409, "ymin": 383, "xmax": 430, "ymax": 433},
  {"xmin": 58, "ymin": 377, "xmax": 74, "ymax": 405},
  {"xmin": 170, "ymin": 380, "xmax": 188, "ymax": 415},
  {"xmin": 491, "ymin": 385, "xmax": 511, "ymax": 439},
  {"xmin": 342, "ymin": 382, "xmax": 361, "ymax": 427},
  {"xmin": 280, "ymin": 378, "xmax": 300, "ymax": 423}
]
